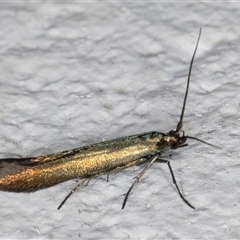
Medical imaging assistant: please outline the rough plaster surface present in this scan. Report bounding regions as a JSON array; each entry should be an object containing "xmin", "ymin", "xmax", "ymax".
[{"xmin": 0, "ymin": 2, "xmax": 240, "ymax": 239}]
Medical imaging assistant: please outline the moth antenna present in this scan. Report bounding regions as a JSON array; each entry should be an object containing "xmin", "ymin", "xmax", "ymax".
[
  {"xmin": 176, "ymin": 28, "xmax": 202, "ymax": 133},
  {"xmin": 185, "ymin": 135, "xmax": 221, "ymax": 149}
]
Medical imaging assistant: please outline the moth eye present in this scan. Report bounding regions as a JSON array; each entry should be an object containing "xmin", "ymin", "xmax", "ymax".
[{"xmin": 171, "ymin": 143, "xmax": 178, "ymax": 149}]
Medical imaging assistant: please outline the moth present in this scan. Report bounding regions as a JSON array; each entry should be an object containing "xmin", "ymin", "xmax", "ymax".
[{"xmin": 0, "ymin": 28, "xmax": 216, "ymax": 210}]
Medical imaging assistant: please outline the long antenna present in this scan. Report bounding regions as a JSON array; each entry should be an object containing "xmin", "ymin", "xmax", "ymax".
[
  {"xmin": 176, "ymin": 28, "xmax": 202, "ymax": 133},
  {"xmin": 185, "ymin": 135, "xmax": 221, "ymax": 149}
]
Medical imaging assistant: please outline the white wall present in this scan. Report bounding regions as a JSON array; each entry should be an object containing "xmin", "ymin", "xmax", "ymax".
[{"xmin": 0, "ymin": 2, "xmax": 239, "ymax": 239}]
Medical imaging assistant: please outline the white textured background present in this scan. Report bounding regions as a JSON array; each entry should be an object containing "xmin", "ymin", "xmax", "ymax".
[{"xmin": 0, "ymin": 2, "xmax": 240, "ymax": 239}]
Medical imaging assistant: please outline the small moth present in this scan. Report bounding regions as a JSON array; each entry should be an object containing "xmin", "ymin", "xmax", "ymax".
[{"xmin": 0, "ymin": 28, "xmax": 216, "ymax": 210}]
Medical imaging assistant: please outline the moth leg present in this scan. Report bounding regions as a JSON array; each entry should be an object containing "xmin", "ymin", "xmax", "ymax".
[
  {"xmin": 122, "ymin": 155, "xmax": 158, "ymax": 209},
  {"xmin": 58, "ymin": 178, "xmax": 90, "ymax": 210},
  {"xmin": 156, "ymin": 158, "xmax": 195, "ymax": 209},
  {"xmin": 58, "ymin": 158, "xmax": 148, "ymax": 210}
]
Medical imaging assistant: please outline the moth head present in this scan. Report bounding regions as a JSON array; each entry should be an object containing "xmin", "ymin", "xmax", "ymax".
[{"xmin": 163, "ymin": 130, "xmax": 187, "ymax": 149}]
